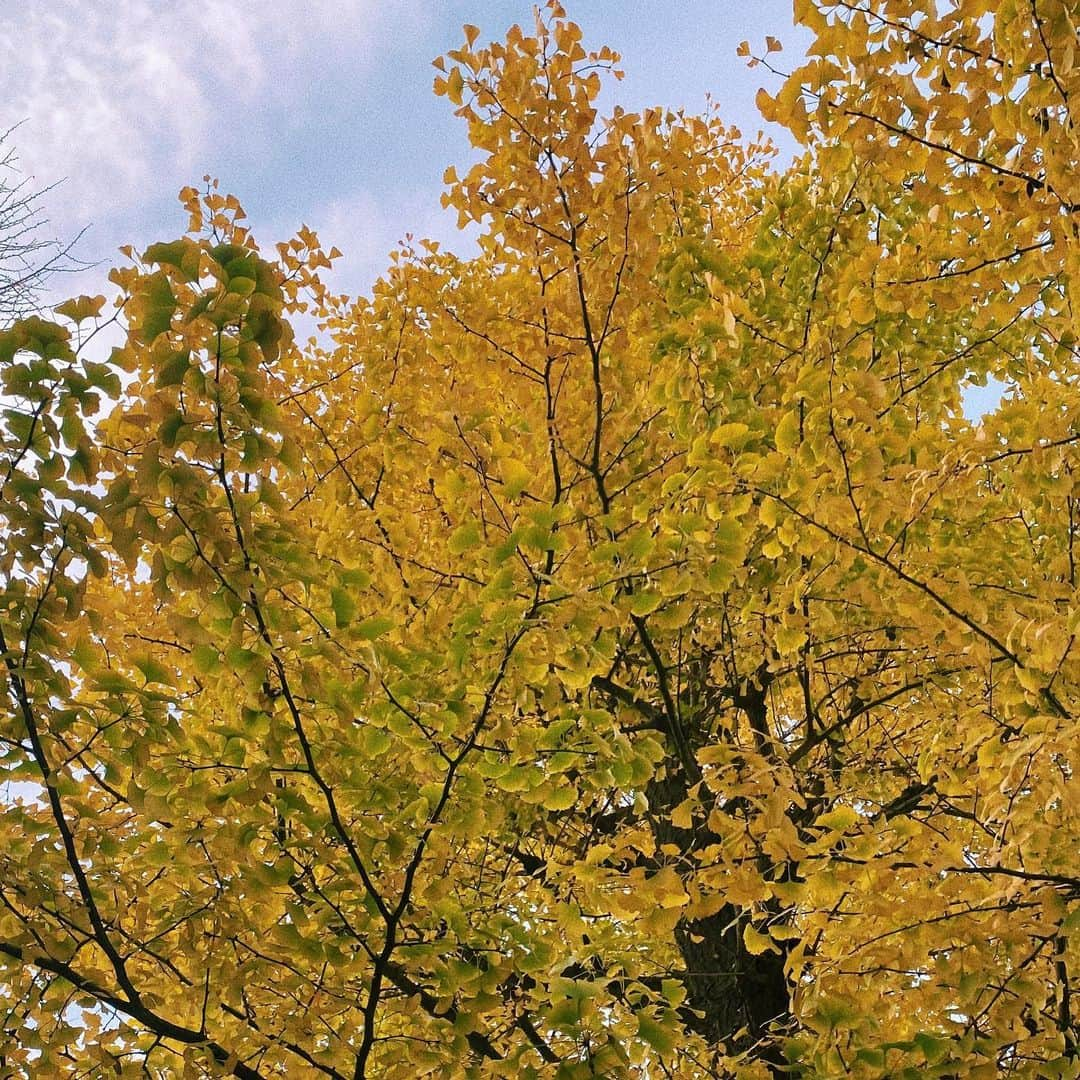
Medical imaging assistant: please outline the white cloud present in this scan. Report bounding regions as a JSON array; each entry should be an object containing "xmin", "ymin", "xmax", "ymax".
[{"xmin": 0, "ymin": 0, "xmax": 415, "ymax": 231}]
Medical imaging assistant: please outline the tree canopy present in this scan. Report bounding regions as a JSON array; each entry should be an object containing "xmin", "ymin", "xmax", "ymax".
[{"xmin": 1, "ymin": 2, "xmax": 1078, "ymax": 1077}]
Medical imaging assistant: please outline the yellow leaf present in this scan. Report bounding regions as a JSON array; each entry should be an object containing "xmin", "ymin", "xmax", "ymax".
[
  {"xmin": 816, "ymin": 806, "xmax": 860, "ymax": 832},
  {"xmin": 447, "ymin": 66, "xmax": 465, "ymax": 105},
  {"xmin": 775, "ymin": 410, "xmax": 800, "ymax": 455},
  {"xmin": 54, "ymin": 294, "xmax": 106, "ymax": 323},
  {"xmin": 711, "ymin": 422, "xmax": 750, "ymax": 448},
  {"xmin": 671, "ymin": 799, "xmax": 694, "ymax": 830},
  {"xmin": 544, "ymin": 784, "xmax": 577, "ymax": 811},
  {"xmin": 653, "ymin": 867, "xmax": 690, "ymax": 909},
  {"xmin": 743, "ymin": 924, "xmax": 779, "ymax": 956}
]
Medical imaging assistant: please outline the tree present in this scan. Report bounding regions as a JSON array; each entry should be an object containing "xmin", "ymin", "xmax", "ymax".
[
  {"xmin": 0, "ymin": 2, "xmax": 1077, "ymax": 1076},
  {"xmin": 0, "ymin": 125, "xmax": 84, "ymax": 326}
]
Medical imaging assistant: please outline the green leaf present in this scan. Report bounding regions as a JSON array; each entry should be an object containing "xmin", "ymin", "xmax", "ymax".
[
  {"xmin": 448, "ymin": 521, "xmax": 481, "ymax": 555},
  {"xmin": 158, "ymin": 409, "xmax": 185, "ymax": 447},
  {"xmin": 630, "ymin": 590, "xmax": 663, "ymax": 616},
  {"xmin": 132, "ymin": 654, "xmax": 173, "ymax": 686},
  {"xmin": 156, "ymin": 350, "xmax": 191, "ymax": 388},
  {"xmin": 500, "ymin": 458, "xmax": 531, "ymax": 499},
  {"xmin": 144, "ymin": 239, "xmax": 201, "ymax": 281},
  {"xmin": 192, "ymin": 645, "xmax": 222, "ymax": 675},
  {"xmin": 357, "ymin": 615, "xmax": 395, "ymax": 641},
  {"xmin": 93, "ymin": 671, "xmax": 136, "ymax": 695},
  {"xmin": 636, "ymin": 1012, "xmax": 677, "ymax": 1056},
  {"xmin": 137, "ymin": 272, "xmax": 177, "ymax": 342},
  {"xmin": 331, "ymin": 587, "xmax": 357, "ymax": 628},
  {"xmin": 914, "ymin": 1032, "xmax": 950, "ymax": 1065}
]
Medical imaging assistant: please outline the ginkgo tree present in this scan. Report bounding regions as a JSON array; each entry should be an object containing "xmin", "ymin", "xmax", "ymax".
[{"xmin": 1, "ymin": 2, "xmax": 1077, "ymax": 1077}]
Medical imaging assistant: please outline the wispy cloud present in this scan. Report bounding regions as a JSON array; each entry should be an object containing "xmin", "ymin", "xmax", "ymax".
[{"xmin": 0, "ymin": 1, "xmax": 416, "ymax": 232}]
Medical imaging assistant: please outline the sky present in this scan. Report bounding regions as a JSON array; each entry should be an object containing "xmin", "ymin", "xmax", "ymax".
[{"xmin": 1, "ymin": 1, "xmax": 809, "ymax": 301}]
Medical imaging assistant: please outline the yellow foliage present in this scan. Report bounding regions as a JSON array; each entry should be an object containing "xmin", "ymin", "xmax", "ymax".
[{"xmin": 1, "ymin": 3, "xmax": 1078, "ymax": 1078}]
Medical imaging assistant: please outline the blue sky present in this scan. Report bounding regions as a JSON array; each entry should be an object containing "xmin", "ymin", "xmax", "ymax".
[{"xmin": 2, "ymin": 2, "xmax": 808, "ymax": 299}]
